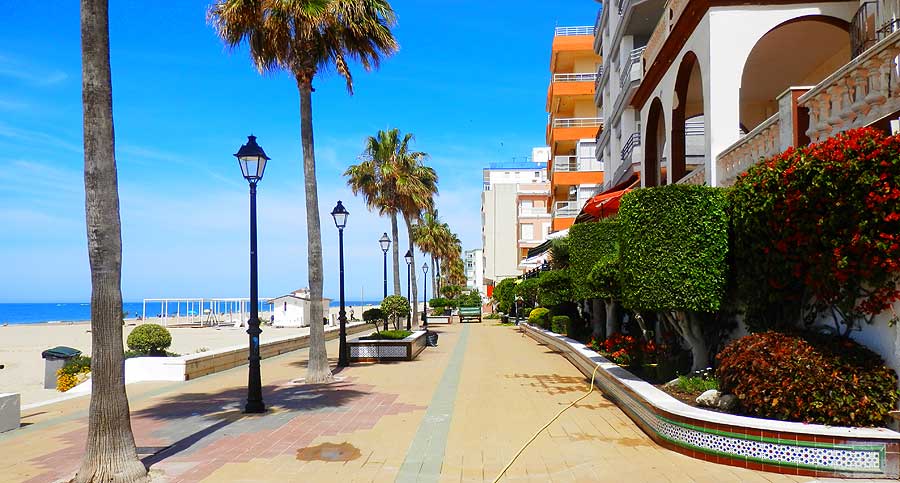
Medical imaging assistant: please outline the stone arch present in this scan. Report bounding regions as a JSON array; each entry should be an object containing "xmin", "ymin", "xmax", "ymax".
[
  {"xmin": 671, "ymin": 51, "xmax": 704, "ymax": 183},
  {"xmin": 644, "ymin": 97, "xmax": 666, "ymax": 187}
]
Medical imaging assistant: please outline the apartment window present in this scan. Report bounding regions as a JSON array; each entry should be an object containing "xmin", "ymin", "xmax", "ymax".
[
  {"xmin": 521, "ymin": 223, "xmax": 534, "ymax": 240},
  {"xmin": 520, "ymin": 200, "xmax": 533, "ymax": 209}
]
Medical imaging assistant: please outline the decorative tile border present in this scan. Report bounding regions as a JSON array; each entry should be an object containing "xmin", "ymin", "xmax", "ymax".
[
  {"xmin": 523, "ymin": 324, "xmax": 900, "ymax": 479},
  {"xmin": 349, "ymin": 330, "xmax": 427, "ymax": 362}
]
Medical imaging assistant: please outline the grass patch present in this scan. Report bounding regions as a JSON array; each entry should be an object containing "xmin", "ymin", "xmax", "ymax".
[
  {"xmin": 495, "ymin": 322, "xmax": 516, "ymax": 327},
  {"xmin": 365, "ymin": 330, "xmax": 412, "ymax": 340},
  {"xmin": 675, "ymin": 375, "xmax": 718, "ymax": 393}
]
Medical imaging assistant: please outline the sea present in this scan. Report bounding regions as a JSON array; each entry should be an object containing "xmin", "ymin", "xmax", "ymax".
[{"xmin": 0, "ymin": 301, "xmax": 382, "ymax": 325}]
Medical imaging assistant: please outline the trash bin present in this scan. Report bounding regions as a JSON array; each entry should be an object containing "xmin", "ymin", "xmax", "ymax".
[{"xmin": 41, "ymin": 346, "xmax": 82, "ymax": 389}]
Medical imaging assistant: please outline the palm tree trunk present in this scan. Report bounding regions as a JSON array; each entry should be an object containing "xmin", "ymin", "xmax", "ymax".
[
  {"xmin": 297, "ymin": 75, "xmax": 332, "ymax": 384},
  {"xmin": 74, "ymin": 2, "xmax": 146, "ymax": 482},
  {"xmin": 390, "ymin": 212, "xmax": 401, "ymax": 295},
  {"xmin": 430, "ymin": 255, "xmax": 437, "ymax": 297},
  {"xmin": 403, "ymin": 213, "xmax": 419, "ymax": 328}
]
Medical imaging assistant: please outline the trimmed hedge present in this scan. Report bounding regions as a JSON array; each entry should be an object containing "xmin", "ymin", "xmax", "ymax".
[
  {"xmin": 514, "ymin": 278, "xmax": 540, "ymax": 307},
  {"xmin": 493, "ymin": 278, "xmax": 517, "ymax": 313},
  {"xmin": 717, "ymin": 332, "xmax": 899, "ymax": 426},
  {"xmin": 569, "ymin": 219, "xmax": 619, "ymax": 300},
  {"xmin": 536, "ymin": 270, "xmax": 573, "ymax": 308},
  {"xmin": 127, "ymin": 324, "xmax": 172, "ymax": 356},
  {"xmin": 551, "ymin": 315, "xmax": 569, "ymax": 334},
  {"xmin": 618, "ymin": 185, "xmax": 729, "ymax": 313},
  {"xmin": 528, "ymin": 307, "xmax": 551, "ymax": 328},
  {"xmin": 587, "ymin": 250, "xmax": 620, "ymax": 301}
]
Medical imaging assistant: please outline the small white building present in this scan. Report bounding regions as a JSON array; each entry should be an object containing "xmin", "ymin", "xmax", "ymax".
[{"xmin": 269, "ymin": 288, "xmax": 332, "ymax": 328}]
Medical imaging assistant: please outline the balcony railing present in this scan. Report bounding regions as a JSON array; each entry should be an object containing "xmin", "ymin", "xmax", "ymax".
[
  {"xmin": 519, "ymin": 207, "xmax": 551, "ymax": 217},
  {"xmin": 554, "ymin": 201, "xmax": 581, "ymax": 218},
  {"xmin": 716, "ymin": 114, "xmax": 780, "ymax": 186},
  {"xmin": 676, "ymin": 165, "xmax": 706, "ymax": 185},
  {"xmin": 555, "ymin": 26, "xmax": 594, "ymax": 36},
  {"xmin": 619, "ymin": 47, "xmax": 646, "ymax": 89},
  {"xmin": 685, "ymin": 120, "xmax": 704, "ymax": 136},
  {"xmin": 643, "ymin": 0, "xmax": 691, "ymax": 78},
  {"xmin": 621, "ymin": 132, "xmax": 641, "ymax": 163},
  {"xmin": 800, "ymin": 27, "xmax": 900, "ymax": 143},
  {"xmin": 851, "ymin": 0, "xmax": 900, "ymax": 58},
  {"xmin": 552, "ymin": 117, "xmax": 604, "ymax": 128},
  {"xmin": 553, "ymin": 156, "xmax": 604, "ymax": 172},
  {"xmin": 617, "ymin": 0, "xmax": 627, "ymax": 15},
  {"xmin": 553, "ymin": 72, "xmax": 599, "ymax": 82}
]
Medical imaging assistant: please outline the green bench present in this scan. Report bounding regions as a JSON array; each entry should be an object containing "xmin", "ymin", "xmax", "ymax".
[{"xmin": 458, "ymin": 306, "xmax": 482, "ymax": 323}]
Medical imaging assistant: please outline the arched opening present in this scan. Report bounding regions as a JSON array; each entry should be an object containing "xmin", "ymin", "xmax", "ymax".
[
  {"xmin": 740, "ymin": 16, "xmax": 850, "ymax": 132},
  {"xmin": 671, "ymin": 52, "xmax": 704, "ymax": 183},
  {"xmin": 644, "ymin": 98, "xmax": 666, "ymax": 187}
]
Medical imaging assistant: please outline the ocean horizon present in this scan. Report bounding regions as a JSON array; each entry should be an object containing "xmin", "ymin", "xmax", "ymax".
[{"xmin": 0, "ymin": 300, "xmax": 389, "ymax": 325}]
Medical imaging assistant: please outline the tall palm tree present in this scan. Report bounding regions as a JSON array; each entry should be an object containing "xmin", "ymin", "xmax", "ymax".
[
  {"xmin": 345, "ymin": 129, "xmax": 414, "ymax": 296},
  {"xmin": 396, "ymin": 156, "xmax": 437, "ymax": 328},
  {"xmin": 74, "ymin": 1, "xmax": 147, "ymax": 482},
  {"xmin": 210, "ymin": 0, "xmax": 398, "ymax": 384},
  {"xmin": 413, "ymin": 210, "xmax": 442, "ymax": 296}
]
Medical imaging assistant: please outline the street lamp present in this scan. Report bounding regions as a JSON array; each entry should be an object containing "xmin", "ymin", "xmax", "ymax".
[
  {"xmin": 331, "ymin": 200, "xmax": 350, "ymax": 368},
  {"xmin": 379, "ymin": 233, "xmax": 390, "ymax": 299},
  {"xmin": 422, "ymin": 263, "xmax": 429, "ymax": 330},
  {"xmin": 234, "ymin": 134, "xmax": 269, "ymax": 414},
  {"xmin": 404, "ymin": 249, "xmax": 413, "ymax": 330}
]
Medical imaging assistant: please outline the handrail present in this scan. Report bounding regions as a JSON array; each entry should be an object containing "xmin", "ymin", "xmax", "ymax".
[
  {"xmin": 554, "ymin": 26, "xmax": 594, "ymax": 36},
  {"xmin": 619, "ymin": 46, "xmax": 646, "ymax": 89},
  {"xmin": 554, "ymin": 201, "xmax": 581, "ymax": 217},
  {"xmin": 620, "ymin": 132, "xmax": 641, "ymax": 162},
  {"xmin": 552, "ymin": 117, "xmax": 604, "ymax": 128},
  {"xmin": 676, "ymin": 165, "xmax": 706, "ymax": 185},
  {"xmin": 685, "ymin": 120, "xmax": 704, "ymax": 136},
  {"xmin": 553, "ymin": 72, "xmax": 599, "ymax": 82}
]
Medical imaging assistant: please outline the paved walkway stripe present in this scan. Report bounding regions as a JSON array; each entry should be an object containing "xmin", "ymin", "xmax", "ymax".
[{"xmin": 396, "ymin": 324, "xmax": 471, "ymax": 483}]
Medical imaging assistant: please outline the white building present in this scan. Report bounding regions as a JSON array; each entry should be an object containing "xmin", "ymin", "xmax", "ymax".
[
  {"xmin": 269, "ymin": 288, "xmax": 332, "ymax": 328},
  {"xmin": 464, "ymin": 248, "xmax": 485, "ymax": 296}
]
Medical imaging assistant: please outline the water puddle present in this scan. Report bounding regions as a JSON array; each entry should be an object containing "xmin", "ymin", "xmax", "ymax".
[{"xmin": 296, "ymin": 442, "xmax": 361, "ymax": 462}]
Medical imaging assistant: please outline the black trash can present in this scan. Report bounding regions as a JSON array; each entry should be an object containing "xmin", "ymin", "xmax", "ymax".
[{"xmin": 41, "ymin": 346, "xmax": 82, "ymax": 389}]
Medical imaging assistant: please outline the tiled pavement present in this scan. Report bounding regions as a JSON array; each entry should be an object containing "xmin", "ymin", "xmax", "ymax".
[{"xmin": 0, "ymin": 323, "xmax": 865, "ymax": 482}]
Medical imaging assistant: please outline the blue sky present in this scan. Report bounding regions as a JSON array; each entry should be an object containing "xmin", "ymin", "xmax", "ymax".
[{"xmin": 0, "ymin": 1, "xmax": 600, "ymax": 303}]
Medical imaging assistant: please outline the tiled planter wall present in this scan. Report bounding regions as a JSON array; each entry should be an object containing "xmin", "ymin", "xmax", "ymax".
[
  {"xmin": 349, "ymin": 330, "xmax": 427, "ymax": 362},
  {"xmin": 523, "ymin": 324, "xmax": 900, "ymax": 479}
]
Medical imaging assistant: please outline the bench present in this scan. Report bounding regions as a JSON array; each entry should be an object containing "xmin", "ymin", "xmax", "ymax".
[{"xmin": 458, "ymin": 306, "xmax": 482, "ymax": 324}]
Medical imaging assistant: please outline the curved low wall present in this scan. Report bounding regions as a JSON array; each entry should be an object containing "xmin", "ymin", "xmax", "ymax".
[{"xmin": 523, "ymin": 323, "xmax": 900, "ymax": 479}]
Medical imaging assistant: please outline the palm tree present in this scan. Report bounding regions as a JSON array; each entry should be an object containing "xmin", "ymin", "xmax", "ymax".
[
  {"xmin": 396, "ymin": 156, "xmax": 437, "ymax": 328},
  {"xmin": 210, "ymin": 0, "xmax": 398, "ymax": 383},
  {"xmin": 413, "ymin": 210, "xmax": 442, "ymax": 296},
  {"xmin": 74, "ymin": 1, "xmax": 147, "ymax": 482}
]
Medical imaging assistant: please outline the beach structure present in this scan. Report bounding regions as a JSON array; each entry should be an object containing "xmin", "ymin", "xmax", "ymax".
[
  {"xmin": 141, "ymin": 298, "xmax": 273, "ymax": 327},
  {"xmin": 269, "ymin": 289, "xmax": 332, "ymax": 328}
]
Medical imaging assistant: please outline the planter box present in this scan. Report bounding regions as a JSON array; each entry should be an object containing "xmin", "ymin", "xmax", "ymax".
[
  {"xmin": 522, "ymin": 323, "xmax": 900, "ymax": 480},
  {"xmin": 349, "ymin": 330, "xmax": 427, "ymax": 362}
]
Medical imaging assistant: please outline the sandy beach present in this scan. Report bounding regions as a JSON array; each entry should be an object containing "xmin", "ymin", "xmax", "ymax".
[{"xmin": 0, "ymin": 305, "xmax": 377, "ymax": 406}]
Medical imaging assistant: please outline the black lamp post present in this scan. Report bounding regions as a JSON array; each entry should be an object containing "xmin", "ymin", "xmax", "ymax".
[
  {"xmin": 422, "ymin": 262, "xmax": 429, "ymax": 330},
  {"xmin": 404, "ymin": 249, "xmax": 413, "ymax": 330},
  {"xmin": 234, "ymin": 134, "xmax": 269, "ymax": 414},
  {"xmin": 379, "ymin": 233, "xmax": 390, "ymax": 299},
  {"xmin": 331, "ymin": 201, "xmax": 350, "ymax": 368}
]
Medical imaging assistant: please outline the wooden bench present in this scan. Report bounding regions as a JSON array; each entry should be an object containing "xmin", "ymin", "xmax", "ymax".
[{"xmin": 458, "ymin": 306, "xmax": 482, "ymax": 323}]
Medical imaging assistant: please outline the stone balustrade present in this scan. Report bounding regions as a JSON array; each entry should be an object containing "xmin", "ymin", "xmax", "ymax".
[
  {"xmin": 716, "ymin": 115, "xmax": 780, "ymax": 186},
  {"xmin": 675, "ymin": 165, "xmax": 706, "ymax": 185},
  {"xmin": 799, "ymin": 29, "xmax": 900, "ymax": 142}
]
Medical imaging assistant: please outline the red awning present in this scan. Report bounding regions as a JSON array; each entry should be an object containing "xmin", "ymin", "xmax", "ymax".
[{"xmin": 581, "ymin": 189, "xmax": 630, "ymax": 219}]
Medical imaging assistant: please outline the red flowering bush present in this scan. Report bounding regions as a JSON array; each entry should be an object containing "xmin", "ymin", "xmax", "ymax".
[
  {"xmin": 730, "ymin": 128, "xmax": 900, "ymax": 333},
  {"xmin": 717, "ymin": 332, "xmax": 898, "ymax": 426},
  {"xmin": 595, "ymin": 333, "xmax": 667, "ymax": 366}
]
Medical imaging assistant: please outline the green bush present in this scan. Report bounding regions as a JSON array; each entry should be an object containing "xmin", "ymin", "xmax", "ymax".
[
  {"xmin": 493, "ymin": 278, "xmax": 517, "ymax": 313},
  {"xmin": 440, "ymin": 284, "xmax": 463, "ymax": 300},
  {"xmin": 528, "ymin": 307, "xmax": 551, "ymax": 328},
  {"xmin": 58, "ymin": 355, "xmax": 91, "ymax": 377},
  {"xmin": 484, "ymin": 313, "xmax": 500, "ymax": 319},
  {"xmin": 587, "ymin": 251, "xmax": 620, "ymax": 301},
  {"xmin": 369, "ymin": 329, "xmax": 412, "ymax": 340},
  {"xmin": 717, "ymin": 332, "xmax": 899, "ymax": 426},
  {"xmin": 127, "ymin": 324, "xmax": 172, "ymax": 356},
  {"xmin": 536, "ymin": 270, "xmax": 573, "ymax": 308},
  {"xmin": 674, "ymin": 375, "xmax": 719, "ymax": 393},
  {"xmin": 459, "ymin": 290, "xmax": 482, "ymax": 307},
  {"xmin": 618, "ymin": 185, "xmax": 729, "ymax": 313},
  {"xmin": 381, "ymin": 295, "xmax": 410, "ymax": 329},
  {"xmin": 549, "ymin": 237, "xmax": 570, "ymax": 269},
  {"xmin": 520, "ymin": 307, "xmax": 532, "ymax": 319},
  {"xmin": 551, "ymin": 315, "xmax": 569, "ymax": 334},
  {"xmin": 362, "ymin": 308, "xmax": 384, "ymax": 323},
  {"xmin": 514, "ymin": 278, "xmax": 540, "ymax": 307},
  {"xmin": 569, "ymin": 219, "xmax": 619, "ymax": 300},
  {"xmin": 428, "ymin": 297, "xmax": 450, "ymax": 310}
]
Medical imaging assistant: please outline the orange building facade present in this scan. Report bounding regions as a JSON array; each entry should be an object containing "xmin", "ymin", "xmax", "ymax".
[{"xmin": 546, "ymin": 26, "xmax": 603, "ymax": 232}]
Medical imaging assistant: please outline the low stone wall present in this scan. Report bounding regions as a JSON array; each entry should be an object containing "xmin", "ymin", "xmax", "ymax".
[
  {"xmin": 0, "ymin": 393, "xmax": 20, "ymax": 433},
  {"xmin": 427, "ymin": 316, "xmax": 452, "ymax": 325},
  {"xmin": 523, "ymin": 323, "xmax": 900, "ymax": 479},
  {"xmin": 349, "ymin": 331, "xmax": 427, "ymax": 362}
]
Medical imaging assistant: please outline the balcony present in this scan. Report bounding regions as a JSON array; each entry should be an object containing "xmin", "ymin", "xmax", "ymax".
[
  {"xmin": 555, "ymin": 26, "xmax": 595, "ymax": 36},
  {"xmin": 643, "ymin": 0, "xmax": 691, "ymax": 77},
  {"xmin": 518, "ymin": 206, "xmax": 551, "ymax": 217},
  {"xmin": 548, "ymin": 73, "xmax": 598, "ymax": 108},
  {"xmin": 553, "ymin": 156, "xmax": 604, "ymax": 172},
  {"xmin": 553, "ymin": 201, "xmax": 582, "ymax": 218},
  {"xmin": 553, "ymin": 72, "xmax": 599, "ymax": 82},
  {"xmin": 620, "ymin": 131, "xmax": 642, "ymax": 164},
  {"xmin": 619, "ymin": 46, "xmax": 647, "ymax": 90},
  {"xmin": 552, "ymin": 117, "xmax": 603, "ymax": 128},
  {"xmin": 851, "ymin": 0, "xmax": 900, "ymax": 57}
]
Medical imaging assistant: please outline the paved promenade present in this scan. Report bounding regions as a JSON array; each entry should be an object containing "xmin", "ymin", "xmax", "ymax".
[{"xmin": 0, "ymin": 323, "xmax": 859, "ymax": 482}]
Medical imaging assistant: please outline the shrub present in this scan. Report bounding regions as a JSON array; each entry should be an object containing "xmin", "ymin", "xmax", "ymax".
[
  {"xmin": 429, "ymin": 297, "xmax": 450, "ymax": 310},
  {"xmin": 569, "ymin": 219, "xmax": 619, "ymax": 300},
  {"xmin": 514, "ymin": 278, "xmax": 540, "ymax": 307},
  {"xmin": 528, "ymin": 307, "xmax": 551, "ymax": 328},
  {"xmin": 520, "ymin": 307, "xmax": 532, "ymax": 319},
  {"xmin": 717, "ymin": 332, "xmax": 899, "ymax": 426},
  {"xmin": 675, "ymin": 375, "xmax": 719, "ymax": 393},
  {"xmin": 57, "ymin": 355, "xmax": 91, "ymax": 392},
  {"xmin": 459, "ymin": 290, "xmax": 482, "ymax": 307},
  {"xmin": 381, "ymin": 295, "xmax": 410, "ymax": 330},
  {"xmin": 618, "ymin": 185, "xmax": 729, "ymax": 371},
  {"xmin": 602, "ymin": 333, "xmax": 641, "ymax": 365},
  {"xmin": 362, "ymin": 308, "xmax": 384, "ymax": 323},
  {"xmin": 493, "ymin": 278, "xmax": 517, "ymax": 313},
  {"xmin": 551, "ymin": 315, "xmax": 569, "ymax": 334},
  {"xmin": 730, "ymin": 128, "xmax": 900, "ymax": 334},
  {"xmin": 536, "ymin": 270, "xmax": 573, "ymax": 308},
  {"xmin": 484, "ymin": 313, "xmax": 500, "ymax": 319},
  {"xmin": 440, "ymin": 284, "xmax": 463, "ymax": 300},
  {"xmin": 127, "ymin": 324, "xmax": 172, "ymax": 356},
  {"xmin": 549, "ymin": 237, "xmax": 570, "ymax": 269},
  {"xmin": 369, "ymin": 329, "xmax": 412, "ymax": 340}
]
